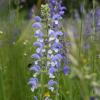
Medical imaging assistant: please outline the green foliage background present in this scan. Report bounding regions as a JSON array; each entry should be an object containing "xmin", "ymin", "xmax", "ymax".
[{"xmin": 0, "ymin": 0, "xmax": 100, "ymax": 100}]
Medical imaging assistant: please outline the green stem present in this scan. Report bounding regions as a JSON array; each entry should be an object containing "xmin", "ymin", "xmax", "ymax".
[
  {"xmin": 0, "ymin": 52, "xmax": 5, "ymax": 100},
  {"xmin": 92, "ymin": 0, "xmax": 96, "ymax": 72}
]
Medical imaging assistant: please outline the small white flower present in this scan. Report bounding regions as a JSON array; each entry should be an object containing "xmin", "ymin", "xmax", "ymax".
[
  {"xmin": 50, "ymin": 54, "xmax": 54, "ymax": 58},
  {"xmin": 42, "ymin": 49, "xmax": 46, "ymax": 52},
  {"xmin": 54, "ymin": 20, "xmax": 58, "ymax": 25},
  {"xmin": 55, "ymin": 39, "xmax": 59, "ymax": 43},
  {"xmin": 0, "ymin": 31, "xmax": 3, "ymax": 35},
  {"xmin": 54, "ymin": 48, "xmax": 59, "ymax": 53},
  {"xmin": 49, "ymin": 37, "xmax": 55, "ymax": 41},
  {"xmin": 49, "ymin": 29, "xmax": 54, "ymax": 35},
  {"xmin": 51, "ymin": 61, "xmax": 56, "ymax": 66},
  {"xmin": 49, "ymin": 87, "xmax": 54, "ymax": 92},
  {"xmin": 48, "ymin": 49, "xmax": 52, "ymax": 54},
  {"xmin": 49, "ymin": 73, "xmax": 55, "ymax": 78},
  {"xmin": 36, "ymin": 48, "xmax": 41, "ymax": 53},
  {"xmin": 31, "ymin": 87, "xmax": 35, "ymax": 92},
  {"xmin": 24, "ymin": 53, "xmax": 27, "ymax": 56},
  {"xmin": 33, "ymin": 73, "xmax": 39, "ymax": 77},
  {"xmin": 23, "ymin": 40, "xmax": 28, "ymax": 45},
  {"xmin": 37, "ymin": 38, "xmax": 44, "ymax": 42},
  {"xmin": 34, "ymin": 61, "xmax": 38, "ymax": 65},
  {"xmin": 55, "ymin": 61, "xmax": 58, "ymax": 65}
]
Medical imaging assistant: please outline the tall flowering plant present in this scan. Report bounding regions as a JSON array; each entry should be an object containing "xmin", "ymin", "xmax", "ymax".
[{"xmin": 28, "ymin": 0, "xmax": 69, "ymax": 99}]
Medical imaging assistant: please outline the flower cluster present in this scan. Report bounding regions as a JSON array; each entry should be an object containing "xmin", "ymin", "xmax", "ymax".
[
  {"xmin": 28, "ymin": 15, "xmax": 44, "ymax": 92},
  {"xmin": 28, "ymin": 0, "xmax": 69, "ymax": 99},
  {"xmin": 47, "ymin": 0, "xmax": 70, "ymax": 96}
]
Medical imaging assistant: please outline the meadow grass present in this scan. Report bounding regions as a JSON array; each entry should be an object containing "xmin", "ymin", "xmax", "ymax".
[{"xmin": 0, "ymin": 2, "xmax": 100, "ymax": 100}]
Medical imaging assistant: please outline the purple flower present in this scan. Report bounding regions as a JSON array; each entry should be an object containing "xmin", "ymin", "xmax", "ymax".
[
  {"xmin": 63, "ymin": 66, "xmax": 70, "ymax": 75},
  {"xmin": 28, "ymin": 78, "xmax": 38, "ymax": 85},
  {"xmin": 30, "ymin": 65, "xmax": 41, "ymax": 72},
  {"xmin": 29, "ymin": 0, "xmax": 68, "ymax": 96},
  {"xmin": 59, "ymin": 11, "xmax": 65, "ymax": 15},
  {"xmin": 28, "ymin": 78, "xmax": 39, "ymax": 91},
  {"xmin": 56, "ymin": 31, "xmax": 63, "ymax": 36},
  {"xmin": 31, "ymin": 54, "xmax": 41, "ymax": 59},
  {"xmin": 95, "ymin": 8, "xmax": 100, "ymax": 32},
  {"xmin": 83, "ymin": 43, "xmax": 90, "ymax": 50},
  {"xmin": 34, "ymin": 16, "xmax": 41, "ymax": 22},
  {"xmin": 32, "ymin": 22, "xmax": 42, "ymax": 29},
  {"xmin": 45, "ymin": 97, "xmax": 52, "ymax": 100},
  {"xmin": 49, "ymin": 67, "xmax": 57, "ymax": 75},
  {"xmin": 34, "ymin": 30, "xmax": 44, "ymax": 38},
  {"xmin": 52, "ymin": 54, "xmax": 63, "ymax": 61},
  {"xmin": 49, "ymin": 0, "xmax": 57, "ymax": 5},
  {"xmin": 48, "ymin": 79, "xmax": 57, "ymax": 87},
  {"xmin": 49, "ymin": 29, "xmax": 55, "ymax": 36},
  {"xmin": 48, "ymin": 79, "xmax": 57, "ymax": 91},
  {"xmin": 90, "ymin": 96, "xmax": 99, "ymax": 100},
  {"xmin": 52, "ymin": 56, "xmax": 58, "ymax": 61},
  {"xmin": 36, "ymin": 48, "xmax": 42, "ymax": 53},
  {"xmin": 95, "ymin": 8, "xmax": 100, "ymax": 16},
  {"xmin": 55, "ymin": 61, "xmax": 61, "ymax": 68},
  {"xmin": 52, "ymin": 14, "xmax": 61, "ymax": 20},
  {"xmin": 34, "ymin": 96, "xmax": 38, "ymax": 100},
  {"xmin": 52, "ymin": 42, "xmax": 62, "ymax": 51},
  {"xmin": 84, "ymin": 12, "xmax": 93, "ymax": 35},
  {"xmin": 60, "ymin": 6, "xmax": 66, "ymax": 11},
  {"xmin": 33, "ymin": 41, "xmax": 44, "ymax": 48},
  {"xmin": 80, "ymin": 4, "xmax": 85, "ymax": 14}
]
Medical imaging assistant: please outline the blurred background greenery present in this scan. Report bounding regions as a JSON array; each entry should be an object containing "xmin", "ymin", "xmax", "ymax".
[{"xmin": 0, "ymin": 0, "xmax": 100, "ymax": 100}]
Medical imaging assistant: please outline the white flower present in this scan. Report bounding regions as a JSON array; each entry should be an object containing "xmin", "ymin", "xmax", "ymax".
[
  {"xmin": 33, "ymin": 73, "xmax": 39, "ymax": 77},
  {"xmin": 49, "ymin": 87, "xmax": 54, "ymax": 92},
  {"xmin": 49, "ymin": 73, "xmax": 55, "ymax": 78},
  {"xmin": 23, "ymin": 40, "xmax": 28, "ymax": 45},
  {"xmin": 54, "ymin": 20, "xmax": 58, "ymax": 25},
  {"xmin": 51, "ymin": 61, "xmax": 56, "ymax": 66},
  {"xmin": 42, "ymin": 49, "xmax": 45, "ymax": 52},
  {"xmin": 49, "ymin": 37, "xmax": 55, "ymax": 41},
  {"xmin": 49, "ymin": 29, "xmax": 54, "ymax": 35},
  {"xmin": 55, "ymin": 61, "xmax": 58, "ymax": 65},
  {"xmin": 36, "ymin": 48, "xmax": 41, "ymax": 53},
  {"xmin": 54, "ymin": 48, "xmax": 59, "ymax": 53},
  {"xmin": 37, "ymin": 38, "xmax": 44, "ymax": 42},
  {"xmin": 24, "ymin": 53, "xmax": 27, "ymax": 56},
  {"xmin": 34, "ymin": 61, "xmax": 38, "ymax": 65},
  {"xmin": 50, "ymin": 54, "xmax": 54, "ymax": 58},
  {"xmin": 0, "ymin": 31, "xmax": 3, "ymax": 35},
  {"xmin": 31, "ymin": 87, "xmax": 35, "ymax": 92},
  {"xmin": 48, "ymin": 49, "xmax": 52, "ymax": 54},
  {"xmin": 55, "ymin": 39, "xmax": 59, "ymax": 43}
]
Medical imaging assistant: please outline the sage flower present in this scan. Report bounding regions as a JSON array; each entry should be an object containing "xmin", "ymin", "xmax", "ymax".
[
  {"xmin": 63, "ymin": 66, "xmax": 70, "ymax": 75},
  {"xmin": 28, "ymin": 78, "xmax": 39, "ymax": 92},
  {"xmin": 48, "ymin": 79, "xmax": 57, "ymax": 92}
]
